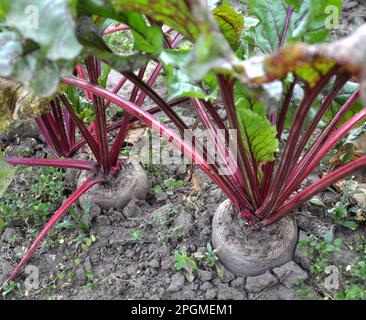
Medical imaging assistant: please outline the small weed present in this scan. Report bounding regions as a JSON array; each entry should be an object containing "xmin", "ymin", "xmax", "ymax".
[
  {"xmin": 0, "ymin": 166, "xmax": 65, "ymax": 229},
  {"xmin": 175, "ymin": 246, "xmax": 197, "ymax": 282},
  {"xmin": 182, "ymin": 195, "xmax": 205, "ymax": 214},
  {"xmin": 1, "ymin": 281, "xmax": 20, "ymax": 299},
  {"xmin": 164, "ymin": 178, "xmax": 184, "ymax": 196},
  {"xmin": 157, "ymin": 226, "xmax": 183, "ymax": 242},
  {"xmin": 327, "ymin": 181, "xmax": 361, "ymax": 230},
  {"xmin": 56, "ymin": 206, "xmax": 90, "ymax": 233},
  {"xmin": 73, "ymin": 234, "xmax": 97, "ymax": 252},
  {"xmin": 298, "ymin": 234, "xmax": 341, "ymax": 276},
  {"xmin": 152, "ymin": 179, "xmax": 184, "ymax": 196},
  {"xmin": 153, "ymin": 184, "xmax": 163, "ymax": 195},
  {"xmin": 130, "ymin": 228, "xmax": 142, "ymax": 242},
  {"xmin": 299, "ymin": 232, "xmax": 366, "ymax": 300},
  {"xmin": 85, "ymin": 269, "xmax": 97, "ymax": 290},
  {"xmin": 194, "ymin": 243, "xmax": 224, "ymax": 278}
]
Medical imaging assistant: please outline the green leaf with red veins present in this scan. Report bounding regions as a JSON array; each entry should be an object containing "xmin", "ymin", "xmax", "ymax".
[
  {"xmin": 243, "ymin": 0, "xmax": 342, "ymax": 55},
  {"xmin": 212, "ymin": 0, "xmax": 244, "ymax": 50},
  {"xmin": 237, "ymin": 108, "xmax": 279, "ymax": 165},
  {"xmin": 112, "ymin": 0, "xmax": 202, "ymax": 41},
  {"xmin": 234, "ymin": 82, "xmax": 267, "ymax": 118}
]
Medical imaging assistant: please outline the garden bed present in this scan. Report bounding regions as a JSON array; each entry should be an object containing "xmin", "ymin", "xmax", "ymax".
[{"xmin": 1, "ymin": 0, "xmax": 366, "ymax": 301}]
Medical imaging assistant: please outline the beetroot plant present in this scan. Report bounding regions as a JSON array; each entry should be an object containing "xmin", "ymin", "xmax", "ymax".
[
  {"xmin": 0, "ymin": 1, "xmax": 189, "ymax": 286},
  {"xmin": 61, "ymin": 0, "xmax": 366, "ymax": 228}
]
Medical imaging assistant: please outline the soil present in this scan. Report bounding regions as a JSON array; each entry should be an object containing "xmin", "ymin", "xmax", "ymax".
[{"xmin": 0, "ymin": 0, "xmax": 365, "ymax": 301}]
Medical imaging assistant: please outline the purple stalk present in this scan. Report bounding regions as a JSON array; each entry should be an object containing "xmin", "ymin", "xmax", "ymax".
[
  {"xmin": 279, "ymin": 6, "xmax": 294, "ymax": 48},
  {"xmin": 202, "ymin": 101, "xmax": 228, "ymax": 132},
  {"xmin": 5, "ymin": 157, "xmax": 96, "ymax": 171},
  {"xmin": 261, "ymin": 77, "xmax": 298, "ymax": 198},
  {"xmin": 40, "ymin": 112, "xmax": 66, "ymax": 156},
  {"xmin": 292, "ymin": 74, "xmax": 350, "ymax": 166},
  {"xmin": 52, "ymin": 99, "xmax": 71, "ymax": 152},
  {"xmin": 281, "ymin": 101, "xmax": 366, "ymax": 201},
  {"xmin": 67, "ymin": 97, "xmax": 190, "ymax": 155},
  {"xmin": 104, "ymin": 76, "xmax": 127, "ymax": 109},
  {"xmin": 122, "ymin": 71, "xmax": 189, "ymax": 134},
  {"xmin": 86, "ymin": 57, "xmax": 111, "ymax": 174},
  {"xmin": 201, "ymin": 101, "xmax": 244, "ymax": 186},
  {"xmin": 60, "ymin": 94, "xmax": 102, "ymax": 164},
  {"xmin": 35, "ymin": 117, "xmax": 61, "ymax": 158},
  {"xmin": 76, "ymin": 65, "xmax": 93, "ymax": 100},
  {"xmin": 265, "ymin": 4, "xmax": 294, "ymax": 142},
  {"xmin": 292, "ymin": 88, "xmax": 360, "ymax": 178},
  {"xmin": 256, "ymin": 68, "xmax": 337, "ymax": 218},
  {"xmin": 64, "ymin": 109, "xmax": 76, "ymax": 148},
  {"xmin": 191, "ymin": 98, "xmax": 251, "ymax": 209},
  {"xmin": 276, "ymin": 81, "xmax": 296, "ymax": 141},
  {"xmin": 264, "ymin": 155, "xmax": 366, "ymax": 226},
  {"xmin": 109, "ymin": 67, "xmax": 147, "ymax": 167}
]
